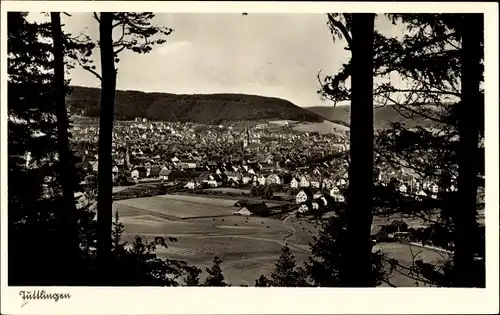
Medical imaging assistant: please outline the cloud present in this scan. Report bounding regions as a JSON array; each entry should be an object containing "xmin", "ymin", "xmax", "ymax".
[{"xmin": 156, "ymin": 41, "xmax": 193, "ymax": 55}]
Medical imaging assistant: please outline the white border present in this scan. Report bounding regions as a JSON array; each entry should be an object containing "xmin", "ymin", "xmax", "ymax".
[{"xmin": 1, "ymin": 2, "xmax": 499, "ymax": 314}]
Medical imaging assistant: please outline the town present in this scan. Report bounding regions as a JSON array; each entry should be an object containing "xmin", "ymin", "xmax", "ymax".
[{"xmin": 72, "ymin": 116, "xmax": 457, "ymax": 226}]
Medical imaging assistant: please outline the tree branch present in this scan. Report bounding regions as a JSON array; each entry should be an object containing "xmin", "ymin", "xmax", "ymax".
[{"xmin": 327, "ymin": 14, "xmax": 353, "ymax": 49}]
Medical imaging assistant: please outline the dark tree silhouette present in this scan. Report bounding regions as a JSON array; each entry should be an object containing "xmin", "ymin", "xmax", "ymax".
[
  {"xmin": 50, "ymin": 11, "xmax": 80, "ymax": 283},
  {"xmin": 204, "ymin": 256, "xmax": 228, "ymax": 286},
  {"xmin": 454, "ymin": 13, "xmax": 483, "ymax": 287},
  {"xmin": 344, "ymin": 12, "xmax": 376, "ymax": 287},
  {"xmin": 72, "ymin": 12, "xmax": 173, "ymax": 284},
  {"xmin": 320, "ymin": 13, "xmax": 377, "ymax": 286}
]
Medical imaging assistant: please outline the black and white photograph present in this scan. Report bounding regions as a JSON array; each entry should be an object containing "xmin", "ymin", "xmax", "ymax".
[{"xmin": 1, "ymin": 1, "xmax": 498, "ymax": 314}]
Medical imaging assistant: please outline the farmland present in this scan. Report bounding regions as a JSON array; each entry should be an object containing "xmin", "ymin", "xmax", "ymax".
[{"xmin": 114, "ymin": 194, "xmax": 447, "ymax": 286}]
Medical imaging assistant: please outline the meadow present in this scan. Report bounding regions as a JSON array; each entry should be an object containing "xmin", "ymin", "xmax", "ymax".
[{"xmin": 114, "ymin": 194, "xmax": 446, "ymax": 286}]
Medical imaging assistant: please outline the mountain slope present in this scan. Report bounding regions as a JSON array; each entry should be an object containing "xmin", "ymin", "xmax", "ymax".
[
  {"xmin": 305, "ymin": 105, "xmax": 439, "ymax": 129},
  {"xmin": 67, "ymin": 86, "xmax": 326, "ymax": 124}
]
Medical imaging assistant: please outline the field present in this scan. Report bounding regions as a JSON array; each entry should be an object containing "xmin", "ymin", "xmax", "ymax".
[{"xmin": 114, "ymin": 194, "xmax": 447, "ymax": 286}]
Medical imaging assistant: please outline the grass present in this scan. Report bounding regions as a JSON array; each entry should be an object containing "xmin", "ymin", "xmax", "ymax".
[{"xmin": 115, "ymin": 194, "xmax": 450, "ymax": 286}]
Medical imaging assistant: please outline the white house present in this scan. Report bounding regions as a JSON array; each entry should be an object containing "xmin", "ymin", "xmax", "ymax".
[
  {"xmin": 290, "ymin": 178, "xmax": 299, "ymax": 189},
  {"xmin": 399, "ymin": 184, "xmax": 408, "ymax": 194},
  {"xmin": 330, "ymin": 186, "xmax": 341, "ymax": 197},
  {"xmin": 333, "ymin": 194, "xmax": 345, "ymax": 203},
  {"xmin": 417, "ymin": 190, "xmax": 427, "ymax": 200},
  {"xmin": 312, "ymin": 202, "xmax": 319, "ymax": 210},
  {"xmin": 131, "ymin": 169, "xmax": 139, "ymax": 179},
  {"xmin": 207, "ymin": 180, "xmax": 218, "ymax": 187},
  {"xmin": 310, "ymin": 179, "xmax": 321, "ymax": 188},
  {"xmin": 159, "ymin": 167, "xmax": 170, "ymax": 181},
  {"xmin": 257, "ymin": 175, "xmax": 266, "ymax": 186},
  {"xmin": 185, "ymin": 181, "xmax": 200, "ymax": 189},
  {"xmin": 298, "ymin": 204, "xmax": 309, "ymax": 213},
  {"xmin": 171, "ymin": 156, "xmax": 179, "ymax": 163},
  {"xmin": 233, "ymin": 208, "xmax": 252, "ymax": 216},
  {"xmin": 313, "ymin": 192, "xmax": 323, "ymax": 199},
  {"xmin": 226, "ymin": 172, "xmax": 241, "ymax": 182},
  {"xmin": 242, "ymin": 175, "xmax": 252, "ymax": 184},
  {"xmin": 338, "ymin": 178, "xmax": 347, "ymax": 186},
  {"xmin": 322, "ymin": 178, "xmax": 335, "ymax": 189},
  {"xmin": 266, "ymin": 174, "xmax": 281, "ymax": 185},
  {"xmin": 296, "ymin": 190, "xmax": 308, "ymax": 204},
  {"xmin": 112, "ymin": 166, "xmax": 119, "ymax": 173},
  {"xmin": 300, "ymin": 175, "xmax": 311, "ymax": 187}
]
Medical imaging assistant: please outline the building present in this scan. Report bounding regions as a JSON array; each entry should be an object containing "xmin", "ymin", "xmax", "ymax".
[
  {"xmin": 233, "ymin": 208, "xmax": 252, "ymax": 216},
  {"xmin": 296, "ymin": 189, "xmax": 313, "ymax": 204},
  {"xmin": 290, "ymin": 178, "xmax": 299, "ymax": 189}
]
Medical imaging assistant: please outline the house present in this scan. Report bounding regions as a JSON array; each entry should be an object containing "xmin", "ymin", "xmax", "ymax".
[
  {"xmin": 266, "ymin": 174, "xmax": 281, "ymax": 185},
  {"xmin": 399, "ymin": 184, "xmax": 408, "ymax": 194},
  {"xmin": 112, "ymin": 166, "xmax": 119, "ymax": 173},
  {"xmin": 330, "ymin": 186, "xmax": 345, "ymax": 202},
  {"xmin": 333, "ymin": 194, "xmax": 345, "ymax": 203},
  {"xmin": 296, "ymin": 190, "xmax": 308, "ymax": 204},
  {"xmin": 180, "ymin": 160, "xmax": 197, "ymax": 169},
  {"xmin": 310, "ymin": 177, "xmax": 321, "ymax": 188},
  {"xmin": 207, "ymin": 180, "xmax": 218, "ymax": 187},
  {"xmin": 296, "ymin": 189, "xmax": 313, "ymax": 204},
  {"xmin": 313, "ymin": 192, "xmax": 323, "ymax": 200},
  {"xmin": 416, "ymin": 190, "xmax": 427, "ymax": 200},
  {"xmin": 298, "ymin": 204, "xmax": 309, "ymax": 213},
  {"xmin": 185, "ymin": 181, "xmax": 200, "ymax": 189},
  {"xmin": 322, "ymin": 178, "xmax": 335, "ymax": 189},
  {"xmin": 300, "ymin": 175, "xmax": 311, "ymax": 187},
  {"xmin": 312, "ymin": 202, "xmax": 319, "ymax": 210},
  {"xmin": 257, "ymin": 175, "xmax": 266, "ymax": 186},
  {"xmin": 233, "ymin": 208, "xmax": 252, "ymax": 216},
  {"xmin": 329, "ymin": 186, "xmax": 341, "ymax": 196},
  {"xmin": 133, "ymin": 166, "xmax": 147, "ymax": 179},
  {"xmin": 225, "ymin": 171, "xmax": 242, "ymax": 182},
  {"xmin": 159, "ymin": 167, "xmax": 171, "ymax": 181},
  {"xmin": 290, "ymin": 178, "xmax": 299, "ymax": 189},
  {"xmin": 131, "ymin": 169, "xmax": 139, "ymax": 179},
  {"xmin": 242, "ymin": 175, "xmax": 252, "ymax": 184},
  {"xmin": 243, "ymin": 201, "xmax": 269, "ymax": 216}
]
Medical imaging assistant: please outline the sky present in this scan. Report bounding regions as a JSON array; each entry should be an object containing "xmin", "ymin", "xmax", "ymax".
[{"xmin": 32, "ymin": 13, "xmax": 403, "ymax": 107}]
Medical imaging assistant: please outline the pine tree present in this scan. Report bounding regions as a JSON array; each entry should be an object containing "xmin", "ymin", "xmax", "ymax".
[
  {"xmin": 7, "ymin": 12, "xmax": 96, "ymax": 285},
  {"xmin": 70, "ymin": 12, "xmax": 173, "ymax": 284},
  {"xmin": 50, "ymin": 11, "xmax": 80, "ymax": 283},
  {"xmin": 317, "ymin": 13, "xmax": 378, "ymax": 287},
  {"xmin": 366, "ymin": 14, "xmax": 484, "ymax": 287},
  {"xmin": 268, "ymin": 245, "xmax": 308, "ymax": 287},
  {"xmin": 204, "ymin": 256, "xmax": 228, "ymax": 286}
]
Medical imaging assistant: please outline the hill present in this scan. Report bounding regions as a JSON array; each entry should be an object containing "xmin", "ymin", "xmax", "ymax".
[
  {"xmin": 67, "ymin": 86, "xmax": 326, "ymax": 124},
  {"xmin": 305, "ymin": 105, "xmax": 438, "ymax": 129}
]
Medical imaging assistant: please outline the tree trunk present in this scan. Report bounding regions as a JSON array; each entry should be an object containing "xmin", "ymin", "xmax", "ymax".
[
  {"xmin": 454, "ymin": 13, "xmax": 483, "ymax": 287},
  {"xmin": 50, "ymin": 12, "xmax": 79, "ymax": 284},
  {"xmin": 96, "ymin": 12, "xmax": 116, "ymax": 285},
  {"xmin": 344, "ymin": 13, "xmax": 375, "ymax": 287}
]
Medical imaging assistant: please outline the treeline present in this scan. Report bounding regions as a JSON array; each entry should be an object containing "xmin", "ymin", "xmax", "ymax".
[{"xmin": 68, "ymin": 86, "xmax": 325, "ymax": 124}]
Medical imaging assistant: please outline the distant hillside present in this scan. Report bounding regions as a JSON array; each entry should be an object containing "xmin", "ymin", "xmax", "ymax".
[
  {"xmin": 67, "ymin": 86, "xmax": 326, "ymax": 124},
  {"xmin": 305, "ymin": 105, "xmax": 439, "ymax": 129}
]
